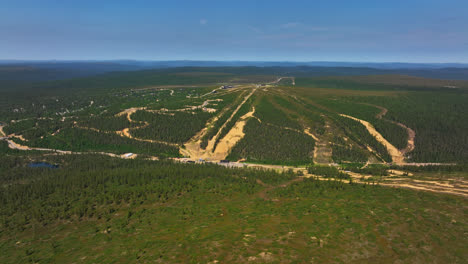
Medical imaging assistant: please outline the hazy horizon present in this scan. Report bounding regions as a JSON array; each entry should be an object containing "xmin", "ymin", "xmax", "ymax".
[
  {"xmin": 2, "ymin": 59, "xmax": 468, "ymax": 66},
  {"xmin": 2, "ymin": 0, "xmax": 468, "ymax": 63}
]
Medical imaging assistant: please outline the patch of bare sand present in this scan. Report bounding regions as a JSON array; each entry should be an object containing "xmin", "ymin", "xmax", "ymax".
[
  {"xmin": 7, "ymin": 139, "xmax": 31, "ymax": 150},
  {"xmin": 340, "ymin": 114, "xmax": 404, "ymax": 164},
  {"xmin": 0, "ymin": 124, "xmax": 6, "ymax": 137},
  {"xmin": 178, "ymin": 101, "xmax": 234, "ymax": 159},
  {"xmin": 398, "ymin": 123, "xmax": 415, "ymax": 155},
  {"xmin": 116, "ymin": 107, "xmax": 146, "ymax": 122},
  {"xmin": 51, "ymin": 128, "xmax": 61, "ymax": 136},
  {"xmin": 304, "ymin": 128, "xmax": 319, "ymax": 141},
  {"xmin": 365, "ymin": 103, "xmax": 416, "ymax": 156},
  {"xmin": 9, "ymin": 134, "xmax": 28, "ymax": 142},
  {"xmin": 380, "ymin": 182, "xmax": 468, "ymax": 197},
  {"xmin": 117, "ymin": 128, "xmax": 132, "ymax": 138},
  {"xmin": 388, "ymin": 169, "xmax": 413, "ymax": 176},
  {"xmin": 210, "ymin": 107, "xmax": 255, "ymax": 160},
  {"xmin": 181, "ymin": 88, "xmax": 256, "ymax": 160},
  {"xmin": 309, "ymin": 121, "xmax": 333, "ymax": 164}
]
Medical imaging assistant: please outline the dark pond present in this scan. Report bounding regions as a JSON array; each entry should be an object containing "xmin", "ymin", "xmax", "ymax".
[{"xmin": 28, "ymin": 162, "xmax": 59, "ymax": 169}]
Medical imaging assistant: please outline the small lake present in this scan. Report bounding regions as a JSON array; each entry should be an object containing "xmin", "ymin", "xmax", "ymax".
[{"xmin": 28, "ymin": 162, "xmax": 59, "ymax": 169}]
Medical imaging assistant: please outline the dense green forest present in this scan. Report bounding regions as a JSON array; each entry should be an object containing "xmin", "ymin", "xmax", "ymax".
[
  {"xmin": 307, "ymin": 165, "xmax": 350, "ymax": 179},
  {"xmin": 355, "ymin": 92, "xmax": 468, "ymax": 162},
  {"xmin": 0, "ymin": 155, "xmax": 294, "ymax": 231},
  {"xmin": 254, "ymin": 96, "xmax": 302, "ymax": 130},
  {"xmin": 334, "ymin": 115, "xmax": 392, "ymax": 162},
  {"xmin": 0, "ymin": 68, "xmax": 467, "ymax": 263},
  {"xmin": 78, "ymin": 115, "xmax": 139, "ymax": 132},
  {"xmin": 131, "ymin": 110, "xmax": 212, "ymax": 144},
  {"xmin": 331, "ymin": 136, "xmax": 369, "ymax": 163},
  {"xmin": 0, "ymin": 154, "xmax": 466, "ymax": 263},
  {"xmin": 315, "ymin": 98, "xmax": 408, "ymax": 150},
  {"xmin": 2, "ymin": 68, "xmax": 467, "ymax": 164},
  {"xmin": 227, "ymin": 119, "xmax": 315, "ymax": 165},
  {"xmin": 20, "ymin": 127, "xmax": 180, "ymax": 157}
]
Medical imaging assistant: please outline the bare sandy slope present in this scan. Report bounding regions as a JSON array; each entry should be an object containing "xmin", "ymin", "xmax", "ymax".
[
  {"xmin": 206, "ymin": 90, "xmax": 255, "ymax": 151},
  {"xmin": 340, "ymin": 114, "xmax": 405, "ymax": 164},
  {"xmin": 0, "ymin": 124, "xmax": 6, "ymax": 137},
  {"xmin": 6, "ymin": 138, "xmax": 32, "ymax": 150},
  {"xmin": 397, "ymin": 123, "xmax": 415, "ymax": 155},
  {"xmin": 310, "ymin": 121, "xmax": 334, "ymax": 164},
  {"xmin": 304, "ymin": 128, "xmax": 319, "ymax": 141},
  {"xmin": 181, "ymin": 88, "xmax": 256, "ymax": 161},
  {"xmin": 368, "ymin": 103, "xmax": 416, "ymax": 155},
  {"xmin": 210, "ymin": 107, "xmax": 255, "ymax": 160},
  {"xmin": 304, "ymin": 127, "xmax": 331, "ymax": 164},
  {"xmin": 9, "ymin": 134, "xmax": 28, "ymax": 142}
]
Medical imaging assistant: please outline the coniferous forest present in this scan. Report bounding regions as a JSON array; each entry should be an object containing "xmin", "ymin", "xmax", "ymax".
[{"xmin": 0, "ymin": 67, "xmax": 467, "ymax": 263}]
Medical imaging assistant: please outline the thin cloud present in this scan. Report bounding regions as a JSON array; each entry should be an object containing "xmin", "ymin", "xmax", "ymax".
[
  {"xmin": 280, "ymin": 22, "xmax": 302, "ymax": 29},
  {"xmin": 200, "ymin": 19, "xmax": 207, "ymax": 25}
]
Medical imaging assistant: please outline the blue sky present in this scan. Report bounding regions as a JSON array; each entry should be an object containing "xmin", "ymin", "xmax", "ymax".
[{"xmin": 1, "ymin": 0, "xmax": 467, "ymax": 62}]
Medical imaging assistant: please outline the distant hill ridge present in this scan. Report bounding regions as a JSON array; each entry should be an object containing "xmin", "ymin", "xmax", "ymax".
[{"xmin": 0, "ymin": 61, "xmax": 467, "ymax": 81}]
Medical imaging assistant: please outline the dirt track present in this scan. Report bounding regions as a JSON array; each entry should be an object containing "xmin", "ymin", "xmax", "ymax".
[
  {"xmin": 236, "ymin": 160, "xmax": 468, "ymax": 198},
  {"xmin": 247, "ymin": 163, "xmax": 468, "ymax": 198},
  {"xmin": 116, "ymin": 107, "xmax": 147, "ymax": 122},
  {"xmin": 2, "ymin": 135, "xmax": 158, "ymax": 160},
  {"xmin": 115, "ymin": 107, "xmax": 179, "ymax": 146},
  {"xmin": 271, "ymin": 77, "xmax": 295, "ymax": 86}
]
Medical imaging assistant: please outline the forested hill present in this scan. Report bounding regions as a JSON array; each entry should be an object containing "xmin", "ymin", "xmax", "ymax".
[{"xmin": 1, "ymin": 62, "xmax": 468, "ymax": 84}]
